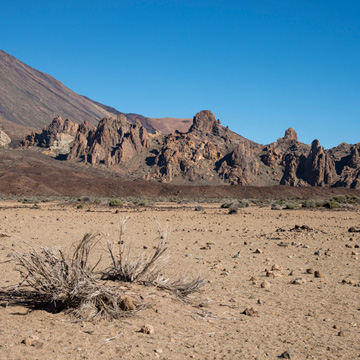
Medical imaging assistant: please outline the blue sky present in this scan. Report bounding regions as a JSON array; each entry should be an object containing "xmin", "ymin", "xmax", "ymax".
[{"xmin": 1, "ymin": 0, "xmax": 359, "ymax": 148}]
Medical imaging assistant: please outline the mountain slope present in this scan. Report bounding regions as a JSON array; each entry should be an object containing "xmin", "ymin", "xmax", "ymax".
[{"xmin": 0, "ymin": 50, "xmax": 121, "ymax": 137}]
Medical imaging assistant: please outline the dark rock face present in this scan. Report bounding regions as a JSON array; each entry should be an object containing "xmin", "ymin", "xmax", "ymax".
[
  {"xmin": 335, "ymin": 145, "xmax": 360, "ymax": 188},
  {"xmin": 218, "ymin": 142, "xmax": 258, "ymax": 185},
  {"xmin": 67, "ymin": 115, "xmax": 150, "ymax": 165},
  {"xmin": 304, "ymin": 140, "xmax": 336, "ymax": 186},
  {"xmin": 153, "ymin": 132, "xmax": 222, "ymax": 183},
  {"xmin": 281, "ymin": 154, "xmax": 306, "ymax": 186}
]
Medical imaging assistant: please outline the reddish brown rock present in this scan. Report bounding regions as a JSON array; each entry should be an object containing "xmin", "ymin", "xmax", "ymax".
[
  {"xmin": 18, "ymin": 112, "xmax": 359, "ymax": 188},
  {"xmin": 283, "ymin": 128, "xmax": 298, "ymax": 142},
  {"xmin": 304, "ymin": 140, "xmax": 336, "ymax": 186},
  {"xmin": 218, "ymin": 142, "xmax": 258, "ymax": 185},
  {"xmin": 68, "ymin": 115, "xmax": 151, "ymax": 166}
]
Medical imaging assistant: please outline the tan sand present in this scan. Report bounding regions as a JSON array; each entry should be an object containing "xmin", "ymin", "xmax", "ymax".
[{"xmin": 0, "ymin": 201, "xmax": 359, "ymax": 359}]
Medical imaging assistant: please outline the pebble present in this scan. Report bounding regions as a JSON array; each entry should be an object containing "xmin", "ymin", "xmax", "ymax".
[
  {"xmin": 314, "ymin": 270, "xmax": 322, "ymax": 278},
  {"xmin": 254, "ymin": 249, "xmax": 263, "ymax": 254},
  {"xmin": 338, "ymin": 331, "xmax": 345, "ymax": 337},
  {"xmin": 271, "ymin": 264, "xmax": 283, "ymax": 271},
  {"xmin": 141, "ymin": 324, "xmax": 155, "ymax": 334},
  {"xmin": 261, "ymin": 281, "xmax": 271, "ymax": 289},
  {"xmin": 241, "ymin": 307, "xmax": 259, "ymax": 317},
  {"xmin": 291, "ymin": 278, "xmax": 306, "ymax": 285},
  {"xmin": 306, "ymin": 268, "xmax": 314, "ymax": 274},
  {"xmin": 279, "ymin": 350, "xmax": 293, "ymax": 359}
]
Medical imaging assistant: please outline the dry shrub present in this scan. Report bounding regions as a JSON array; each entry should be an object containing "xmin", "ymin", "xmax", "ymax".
[
  {"xmin": 102, "ymin": 216, "xmax": 205, "ymax": 296},
  {"xmin": 13, "ymin": 233, "xmax": 131, "ymax": 320}
]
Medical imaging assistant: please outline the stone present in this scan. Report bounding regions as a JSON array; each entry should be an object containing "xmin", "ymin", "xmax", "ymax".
[
  {"xmin": 266, "ymin": 271, "xmax": 275, "ymax": 278},
  {"xmin": 306, "ymin": 268, "xmax": 315, "ymax": 274},
  {"xmin": 261, "ymin": 281, "xmax": 271, "ymax": 289},
  {"xmin": 271, "ymin": 264, "xmax": 283, "ymax": 271},
  {"xmin": 241, "ymin": 308, "xmax": 259, "ymax": 317},
  {"xmin": 141, "ymin": 324, "xmax": 155, "ymax": 335},
  {"xmin": 279, "ymin": 350, "xmax": 293, "ymax": 359},
  {"xmin": 291, "ymin": 278, "xmax": 306, "ymax": 285},
  {"xmin": 314, "ymin": 270, "xmax": 322, "ymax": 278}
]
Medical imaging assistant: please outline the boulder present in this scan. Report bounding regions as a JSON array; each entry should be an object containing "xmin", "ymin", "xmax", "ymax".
[{"xmin": 0, "ymin": 129, "xmax": 11, "ymax": 146}]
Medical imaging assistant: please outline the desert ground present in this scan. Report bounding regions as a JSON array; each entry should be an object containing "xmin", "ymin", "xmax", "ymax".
[{"xmin": 0, "ymin": 200, "xmax": 359, "ymax": 360}]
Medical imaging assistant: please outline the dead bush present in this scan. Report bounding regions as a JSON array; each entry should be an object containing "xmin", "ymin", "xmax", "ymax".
[
  {"xmin": 12, "ymin": 233, "xmax": 133, "ymax": 320},
  {"xmin": 102, "ymin": 216, "xmax": 205, "ymax": 296}
]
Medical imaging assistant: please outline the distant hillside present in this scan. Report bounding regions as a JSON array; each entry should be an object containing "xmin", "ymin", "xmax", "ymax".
[{"xmin": 0, "ymin": 50, "xmax": 123, "ymax": 138}]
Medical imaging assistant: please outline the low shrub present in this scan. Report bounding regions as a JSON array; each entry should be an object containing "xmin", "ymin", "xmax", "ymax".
[
  {"xmin": 109, "ymin": 199, "xmax": 123, "ymax": 207},
  {"xmin": 102, "ymin": 216, "xmax": 205, "ymax": 296},
  {"xmin": 286, "ymin": 202, "xmax": 299, "ymax": 210},
  {"xmin": 323, "ymin": 200, "xmax": 340, "ymax": 209}
]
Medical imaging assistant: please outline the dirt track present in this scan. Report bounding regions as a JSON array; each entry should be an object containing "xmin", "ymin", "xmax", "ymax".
[{"xmin": 0, "ymin": 201, "xmax": 359, "ymax": 359}]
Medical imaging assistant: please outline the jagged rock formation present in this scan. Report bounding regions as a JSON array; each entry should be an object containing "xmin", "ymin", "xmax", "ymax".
[
  {"xmin": 21, "ymin": 116, "xmax": 79, "ymax": 154},
  {"xmin": 67, "ymin": 115, "xmax": 151, "ymax": 166},
  {"xmin": 19, "ymin": 111, "xmax": 360, "ymax": 188},
  {"xmin": 304, "ymin": 140, "xmax": 336, "ymax": 186},
  {"xmin": 218, "ymin": 142, "xmax": 259, "ymax": 185},
  {"xmin": 0, "ymin": 129, "xmax": 11, "ymax": 146},
  {"xmin": 151, "ymin": 111, "xmax": 240, "ymax": 183},
  {"xmin": 334, "ymin": 144, "xmax": 360, "ymax": 188}
]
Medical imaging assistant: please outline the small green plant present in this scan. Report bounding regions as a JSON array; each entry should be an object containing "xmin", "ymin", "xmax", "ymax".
[
  {"xmin": 221, "ymin": 202, "xmax": 232, "ymax": 209},
  {"xmin": 323, "ymin": 200, "xmax": 340, "ymax": 209},
  {"xmin": 331, "ymin": 195, "xmax": 347, "ymax": 203},
  {"xmin": 286, "ymin": 202, "xmax": 299, "ymax": 210},
  {"xmin": 109, "ymin": 199, "xmax": 123, "ymax": 207}
]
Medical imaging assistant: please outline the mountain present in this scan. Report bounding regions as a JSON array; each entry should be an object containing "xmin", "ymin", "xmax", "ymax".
[
  {"xmin": 0, "ymin": 50, "xmax": 198, "ymax": 138},
  {"xmin": 20, "ymin": 110, "xmax": 360, "ymax": 188}
]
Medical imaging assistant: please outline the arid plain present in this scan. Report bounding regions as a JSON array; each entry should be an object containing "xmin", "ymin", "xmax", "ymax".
[{"xmin": 0, "ymin": 200, "xmax": 359, "ymax": 360}]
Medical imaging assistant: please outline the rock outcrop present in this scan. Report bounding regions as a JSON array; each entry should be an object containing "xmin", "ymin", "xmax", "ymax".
[
  {"xmin": 304, "ymin": 140, "xmax": 336, "ymax": 186},
  {"xmin": 22, "ymin": 116, "xmax": 79, "ymax": 148},
  {"xmin": 67, "ymin": 115, "xmax": 151, "ymax": 166},
  {"xmin": 0, "ymin": 129, "xmax": 11, "ymax": 146},
  {"xmin": 335, "ymin": 144, "xmax": 360, "ymax": 188},
  {"xmin": 218, "ymin": 142, "xmax": 258, "ymax": 185},
  {"xmin": 21, "ymin": 116, "xmax": 79, "ymax": 154},
  {"xmin": 19, "ymin": 111, "xmax": 360, "ymax": 188}
]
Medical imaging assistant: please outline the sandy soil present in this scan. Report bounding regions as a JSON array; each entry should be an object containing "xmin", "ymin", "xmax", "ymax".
[{"xmin": 0, "ymin": 201, "xmax": 359, "ymax": 359}]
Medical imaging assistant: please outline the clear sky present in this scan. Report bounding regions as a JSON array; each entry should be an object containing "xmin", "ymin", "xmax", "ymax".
[{"xmin": 1, "ymin": 0, "xmax": 359, "ymax": 148}]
